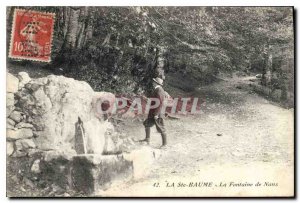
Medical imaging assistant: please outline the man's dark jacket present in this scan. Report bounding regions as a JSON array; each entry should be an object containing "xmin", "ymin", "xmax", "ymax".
[{"xmin": 148, "ymin": 85, "xmax": 165, "ymax": 118}]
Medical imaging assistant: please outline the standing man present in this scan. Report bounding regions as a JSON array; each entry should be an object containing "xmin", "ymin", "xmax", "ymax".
[{"xmin": 140, "ymin": 77, "xmax": 167, "ymax": 148}]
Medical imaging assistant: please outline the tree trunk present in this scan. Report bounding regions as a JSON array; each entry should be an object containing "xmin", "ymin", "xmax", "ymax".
[
  {"xmin": 266, "ymin": 46, "xmax": 273, "ymax": 87},
  {"xmin": 84, "ymin": 7, "xmax": 95, "ymax": 45},
  {"xmin": 155, "ymin": 46, "xmax": 166, "ymax": 80},
  {"xmin": 262, "ymin": 44, "xmax": 272, "ymax": 87},
  {"xmin": 63, "ymin": 7, "xmax": 71, "ymax": 38},
  {"xmin": 53, "ymin": 7, "xmax": 81, "ymax": 73},
  {"xmin": 63, "ymin": 7, "xmax": 81, "ymax": 51},
  {"xmin": 76, "ymin": 7, "xmax": 88, "ymax": 49}
]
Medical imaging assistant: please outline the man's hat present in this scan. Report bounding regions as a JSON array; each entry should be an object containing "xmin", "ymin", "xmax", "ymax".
[{"xmin": 152, "ymin": 77, "xmax": 164, "ymax": 86}]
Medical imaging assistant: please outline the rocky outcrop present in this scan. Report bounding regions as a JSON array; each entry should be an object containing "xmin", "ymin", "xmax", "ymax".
[
  {"xmin": 7, "ymin": 73, "xmax": 19, "ymax": 93},
  {"xmin": 16, "ymin": 74, "xmax": 96, "ymax": 151},
  {"xmin": 7, "ymin": 72, "xmax": 119, "ymax": 157},
  {"xmin": 6, "ymin": 72, "xmax": 144, "ymax": 196}
]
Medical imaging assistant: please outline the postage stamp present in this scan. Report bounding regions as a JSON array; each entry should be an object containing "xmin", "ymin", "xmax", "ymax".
[{"xmin": 9, "ymin": 9, "xmax": 55, "ymax": 62}]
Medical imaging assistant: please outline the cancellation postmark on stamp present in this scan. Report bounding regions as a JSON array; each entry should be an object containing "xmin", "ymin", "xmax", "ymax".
[{"xmin": 9, "ymin": 9, "xmax": 55, "ymax": 62}]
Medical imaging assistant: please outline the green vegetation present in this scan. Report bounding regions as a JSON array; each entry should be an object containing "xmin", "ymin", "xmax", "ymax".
[{"xmin": 7, "ymin": 7, "xmax": 294, "ymax": 102}]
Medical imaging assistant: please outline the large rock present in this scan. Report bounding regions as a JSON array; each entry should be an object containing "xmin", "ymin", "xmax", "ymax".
[
  {"xmin": 7, "ymin": 118, "xmax": 15, "ymax": 129},
  {"xmin": 17, "ymin": 72, "xmax": 31, "ymax": 90},
  {"xmin": 13, "ymin": 139, "xmax": 36, "ymax": 157},
  {"xmin": 15, "ymin": 122, "xmax": 33, "ymax": 129},
  {"xmin": 15, "ymin": 139, "xmax": 36, "ymax": 151},
  {"xmin": 7, "ymin": 73, "xmax": 19, "ymax": 93},
  {"xmin": 9, "ymin": 111, "xmax": 23, "ymax": 123},
  {"xmin": 7, "ymin": 118, "xmax": 15, "ymax": 126},
  {"xmin": 31, "ymin": 159, "xmax": 41, "ymax": 173},
  {"xmin": 7, "ymin": 141, "xmax": 14, "ymax": 156},
  {"xmin": 7, "ymin": 128, "xmax": 33, "ymax": 140},
  {"xmin": 17, "ymin": 75, "xmax": 115, "ymax": 153},
  {"xmin": 6, "ymin": 93, "xmax": 15, "ymax": 117}
]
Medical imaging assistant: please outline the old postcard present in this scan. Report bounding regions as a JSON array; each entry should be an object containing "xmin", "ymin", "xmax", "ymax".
[{"xmin": 6, "ymin": 6, "xmax": 294, "ymax": 197}]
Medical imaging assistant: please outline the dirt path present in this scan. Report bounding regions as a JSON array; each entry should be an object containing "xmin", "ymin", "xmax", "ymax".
[{"xmin": 102, "ymin": 75, "xmax": 294, "ymax": 197}]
